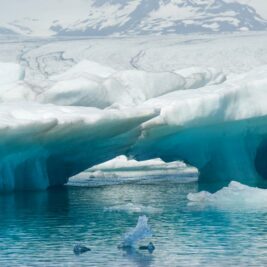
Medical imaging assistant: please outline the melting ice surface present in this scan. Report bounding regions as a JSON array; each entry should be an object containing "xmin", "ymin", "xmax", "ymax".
[
  {"xmin": 119, "ymin": 215, "xmax": 152, "ymax": 248},
  {"xmin": 188, "ymin": 181, "xmax": 267, "ymax": 211}
]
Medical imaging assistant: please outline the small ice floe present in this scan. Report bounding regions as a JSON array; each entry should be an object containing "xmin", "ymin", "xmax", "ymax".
[
  {"xmin": 187, "ymin": 181, "xmax": 267, "ymax": 211},
  {"xmin": 73, "ymin": 244, "xmax": 91, "ymax": 255},
  {"xmin": 104, "ymin": 203, "xmax": 161, "ymax": 214},
  {"xmin": 118, "ymin": 215, "xmax": 152, "ymax": 249}
]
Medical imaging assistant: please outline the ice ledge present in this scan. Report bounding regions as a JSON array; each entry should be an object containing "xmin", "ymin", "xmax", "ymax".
[{"xmin": 1, "ymin": 62, "xmax": 267, "ymax": 191}]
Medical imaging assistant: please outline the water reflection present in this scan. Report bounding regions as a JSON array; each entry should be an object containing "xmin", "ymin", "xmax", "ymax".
[
  {"xmin": 121, "ymin": 247, "xmax": 154, "ymax": 267},
  {"xmin": 0, "ymin": 182, "xmax": 267, "ymax": 266}
]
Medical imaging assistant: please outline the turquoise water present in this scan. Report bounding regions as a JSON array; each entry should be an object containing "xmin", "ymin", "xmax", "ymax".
[{"xmin": 1, "ymin": 181, "xmax": 267, "ymax": 266}]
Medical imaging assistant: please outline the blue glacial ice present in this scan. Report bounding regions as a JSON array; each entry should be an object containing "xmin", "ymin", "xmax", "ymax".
[
  {"xmin": 0, "ymin": 60, "xmax": 267, "ymax": 191},
  {"xmin": 118, "ymin": 215, "xmax": 152, "ymax": 248}
]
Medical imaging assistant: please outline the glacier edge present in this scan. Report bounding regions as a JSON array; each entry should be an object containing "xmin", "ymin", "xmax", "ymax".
[{"xmin": 1, "ymin": 61, "xmax": 267, "ymax": 191}]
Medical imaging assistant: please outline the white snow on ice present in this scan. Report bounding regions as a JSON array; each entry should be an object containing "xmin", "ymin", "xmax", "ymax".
[
  {"xmin": 0, "ymin": 33, "xmax": 267, "ymax": 191},
  {"xmin": 187, "ymin": 181, "xmax": 267, "ymax": 210},
  {"xmin": 68, "ymin": 155, "xmax": 198, "ymax": 187}
]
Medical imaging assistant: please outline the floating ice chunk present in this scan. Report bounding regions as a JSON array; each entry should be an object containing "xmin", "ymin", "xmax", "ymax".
[
  {"xmin": 104, "ymin": 203, "xmax": 161, "ymax": 214},
  {"xmin": 187, "ymin": 191, "xmax": 212, "ymax": 202},
  {"xmin": 119, "ymin": 215, "xmax": 152, "ymax": 248},
  {"xmin": 0, "ymin": 62, "xmax": 25, "ymax": 86},
  {"xmin": 68, "ymin": 155, "xmax": 198, "ymax": 186},
  {"xmin": 187, "ymin": 181, "xmax": 267, "ymax": 210}
]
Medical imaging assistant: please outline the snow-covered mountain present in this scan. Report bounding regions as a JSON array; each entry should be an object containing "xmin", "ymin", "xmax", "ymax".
[
  {"xmin": 54, "ymin": 0, "xmax": 267, "ymax": 36},
  {"xmin": 1, "ymin": 0, "xmax": 267, "ymax": 37}
]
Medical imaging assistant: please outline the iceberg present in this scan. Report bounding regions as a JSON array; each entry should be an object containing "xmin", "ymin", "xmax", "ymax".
[
  {"xmin": 68, "ymin": 155, "xmax": 198, "ymax": 186},
  {"xmin": 0, "ymin": 59, "xmax": 267, "ymax": 191},
  {"xmin": 187, "ymin": 181, "xmax": 267, "ymax": 210}
]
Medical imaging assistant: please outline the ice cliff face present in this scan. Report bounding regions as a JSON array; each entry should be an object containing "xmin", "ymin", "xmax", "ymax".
[
  {"xmin": 1, "ymin": 55, "xmax": 267, "ymax": 191},
  {"xmin": 1, "ymin": 0, "xmax": 267, "ymax": 37}
]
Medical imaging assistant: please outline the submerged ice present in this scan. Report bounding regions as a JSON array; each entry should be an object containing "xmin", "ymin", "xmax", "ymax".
[
  {"xmin": 104, "ymin": 203, "xmax": 161, "ymax": 214},
  {"xmin": 0, "ymin": 54, "xmax": 267, "ymax": 191}
]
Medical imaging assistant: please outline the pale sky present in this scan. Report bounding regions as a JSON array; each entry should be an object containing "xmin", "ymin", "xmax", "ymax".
[
  {"xmin": 1, "ymin": 0, "xmax": 266, "ymax": 21},
  {"xmin": 0, "ymin": 0, "xmax": 91, "ymax": 22},
  {"xmin": 0, "ymin": 0, "xmax": 93, "ymax": 35}
]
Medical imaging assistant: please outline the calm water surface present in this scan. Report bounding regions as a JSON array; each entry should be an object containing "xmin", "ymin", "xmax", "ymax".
[{"xmin": 0, "ymin": 181, "xmax": 267, "ymax": 266}]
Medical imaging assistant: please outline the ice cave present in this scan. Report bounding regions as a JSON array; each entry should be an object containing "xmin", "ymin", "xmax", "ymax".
[{"xmin": 0, "ymin": 60, "xmax": 267, "ymax": 191}]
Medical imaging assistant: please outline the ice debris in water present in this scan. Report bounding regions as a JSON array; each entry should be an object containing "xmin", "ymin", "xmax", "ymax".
[
  {"xmin": 73, "ymin": 244, "xmax": 91, "ymax": 255},
  {"xmin": 187, "ymin": 181, "xmax": 267, "ymax": 210},
  {"xmin": 104, "ymin": 203, "xmax": 161, "ymax": 214},
  {"xmin": 118, "ymin": 215, "xmax": 152, "ymax": 248}
]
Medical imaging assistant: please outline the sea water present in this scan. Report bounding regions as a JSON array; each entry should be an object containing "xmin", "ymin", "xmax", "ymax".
[{"xmin": 0, "ymin": 181, "xmax": 267, "ymax": 266}]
